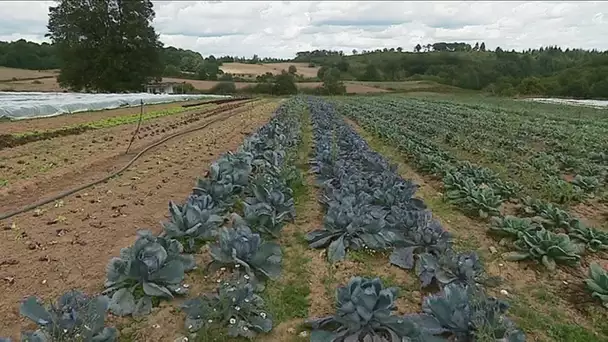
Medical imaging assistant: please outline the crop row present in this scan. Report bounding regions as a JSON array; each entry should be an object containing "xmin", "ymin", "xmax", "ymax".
[
  {"xmin": 300, "ymin": 97, "xmax": 526, "ymax": 341},
  {"xmin": 1, "ymin": 98, "xmax": 305, "ymax": 341},
  {"xmin": 333, "ymin": 96, "xmax": 608, "ymax": 308},
  {"xmin": 335, "ymin": 96, "xmax": 608, "ymax": 205}
]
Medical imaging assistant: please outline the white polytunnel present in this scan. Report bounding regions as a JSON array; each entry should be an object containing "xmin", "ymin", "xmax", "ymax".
[{"xmin": 0, "ymin": 92, "xmax": 229, "ymax": 120}]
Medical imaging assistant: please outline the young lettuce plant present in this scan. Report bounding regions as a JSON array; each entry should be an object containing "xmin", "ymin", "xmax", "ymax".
[
  {"xmin": 585, "ymin": 262, "xmax": 608, "ymax": 308},
  {"xmin": 389, "ymin": 211, "xmax": 452, "ymax": 271},
  {"xmin": 181, "ymin": 273, "xmax": 272, "ymax": 338},
  {"xmin": 413, "ymin": 284, "xmax": 525, "ymax": 342},
  {"xmin": 502, "ymin": 229, "xmax": 582, "ymax": 270},
  {"xmin": 305, "ymin": 277, "xmax": 441, "ymax": 342},
  {"xmin": 19, "ymin": 290, "xmax": 117, "ymax": 341},
  {"xmin": 104, "ymin": 230, "xmax": 194, "ymax": 317},
  {"xmin": 208, "ymin": 214, "xmax": 282, "ymax": 282},
  {"xmin": 162, "ymin": 196, "xmax": 224, "ymax": 253}
]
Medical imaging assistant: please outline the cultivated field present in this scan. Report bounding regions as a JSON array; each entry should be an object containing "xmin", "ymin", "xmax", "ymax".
[
  {"xmin": 0, "ymin": 67, "xmax": 58, "ymax": 82},
  {"xmin": 220, "ymin": 62, "xmax": 320, "ymax": 78},
  {"xmin": 162, "ymin": 77, "xmax": 389, "ymax": 94},
  {"xmin": 333, "ymin": 94, "xmax": 608, "ymax": 341},
  {"xmin": 2, "ymin": 94, "xmax": 604, "ymax": 341}
]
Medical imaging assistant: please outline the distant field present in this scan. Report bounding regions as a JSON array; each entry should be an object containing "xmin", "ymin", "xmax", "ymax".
[
  {"xmin": 0, "ymin": 66, "xmax": 57, "ymax": 82},
  {"xmin": 351, "ymin": 80, "xmax": 465, "ymax": 92},
  {"xmin": 163, "ymin": 77, "xmax": 388, "ymax": 94},
  {"xmin": 220, "ymin": 62, "xmax": 320, "ymax": 78}
]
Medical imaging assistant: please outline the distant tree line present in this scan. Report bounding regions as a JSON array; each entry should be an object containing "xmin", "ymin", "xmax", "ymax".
[{"xmin": 295, "ymin": 43, "xmax": 608, "ymax": 99}]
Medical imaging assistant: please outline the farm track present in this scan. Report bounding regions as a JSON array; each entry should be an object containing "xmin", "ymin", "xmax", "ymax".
[
  {"xmin": 0, "ymin": 100, "xmax": 254, "ymax": 204},
  {"xmin": 0, "ymin": 100, "xmax": 278, "ymax": 339}
]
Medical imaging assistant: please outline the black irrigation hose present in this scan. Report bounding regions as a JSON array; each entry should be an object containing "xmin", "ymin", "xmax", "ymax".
[{"xmin": 0, "ymin": 103, "xmax": 257, "ymax": 221}]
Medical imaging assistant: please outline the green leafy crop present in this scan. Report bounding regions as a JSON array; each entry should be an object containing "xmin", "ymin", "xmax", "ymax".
[{"xmin": 502, "ymin": 229, "xmax": 582, "ymax": 270}]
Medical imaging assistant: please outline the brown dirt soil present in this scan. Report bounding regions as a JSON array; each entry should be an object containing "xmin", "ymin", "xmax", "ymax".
[
  {"xmin": 219, "ymin": 62, "xmax": 320, "ymax": 78},
  {"xmin": 0, "ymin": 67, "xmax": 57, "ymax": 82},
  {"xmin": 0, "ymin": 76, "xmax": 62, "ymax": 92},
  {"xmin": 0, "ymin": 100, "xmax": 278, "ymax": 339},
  {"xmin": 0, "ymin": 100, "xmax": 205, "ymax": 135},
  {"xmin": 571, "ymin": 200, "xmax": 608, "ymax": 229},
  {"xmin": 346, "ymin": 118, "xmax": 605, "ymax": 341},
  {"xmin": 0, "ymin": 100, "xmax": 254, "ymax": 201}
]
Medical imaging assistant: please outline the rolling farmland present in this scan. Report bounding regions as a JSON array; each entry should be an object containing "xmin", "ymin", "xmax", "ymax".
[{"xmin": 1, "ymin": 94, "xmax": 606, "ymax": 341}]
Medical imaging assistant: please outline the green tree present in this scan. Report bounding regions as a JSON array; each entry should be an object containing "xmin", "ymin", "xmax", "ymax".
[
  {"xmin": 210, "ymin": 81, "xmax": 237, "ymax": 94},
  {"xmin": 480, "ymin": 42, "xmax": 486, "ymax": 52},
  {"xmin": 288, "ymin": 65, "xmax": 297, "ymax": 74},
  {"xmin": 272, "ymin": 71, "xmax": 298, "ymax": 95},
  {"xmin": 414, "ymin": 44, "xmax": 422, "ymax": 52},
  {"xmin": 360, "ymin": 63, "xmax": 381, "ymax": 81},
  {"xmin": 321, "ymin": 67, "xmax": 346, "ymax": 95},
  {"xmin": 47, "ymin": 0, "xmax": 162, "ymax": 92}
]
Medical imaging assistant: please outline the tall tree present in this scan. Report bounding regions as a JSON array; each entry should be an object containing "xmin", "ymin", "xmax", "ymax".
[
  {"xmin": 47, "ymin": 0, "xmax": 162, "ymax": 92},
  {"xmin": 414, "ymin": 44, "xmax": 422, "ymax": 52},
  {"xmin": 480, "ymin": 42, "xmax": 486, "ymax": 52}
]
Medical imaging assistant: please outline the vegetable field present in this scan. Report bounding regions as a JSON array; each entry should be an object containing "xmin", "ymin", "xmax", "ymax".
[{"xmin": 1, "ymin": 94, "xmax": 606, "ymax": 341}]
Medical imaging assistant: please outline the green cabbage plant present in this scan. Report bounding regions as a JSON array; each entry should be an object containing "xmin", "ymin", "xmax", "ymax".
[
  {"xmin": 243, "ymin": 178, "xmax": 295, "ymax": 237},
  {"xmin": 585, "ymin": 262, "xmax": 608, "ymax": 308},
  {"xmin": 181, "ymin": 273, "xmax": 272, "ymax": 338},
  {"xmin": 162, "ymin": 196, "xmax": 224, "ymax": 252},
  {"xmin": 443, "ymin": 173, "xmax": 502, "ymax": 218},
  {"xmin": 502, "ymin": 229, "xmax": 582, "ymax": 270},
  {"xmin": 415, "ymin": 250, "xmax": 488, "ymax": 288},
  {"xmin": 208, "ymin": 214, "xmax": 282, "ymax": 282},
  {"xmin": 305, "ymin": 277, "xmax": 441, "ymax": 341},
  {"xmin": 567, "ymin": 221, "xmax": 608, "ymax": 253},
  {"xmin": 194, "ymin": 152, "xmax": 253, "ymax": 208},
  {"xmin": 413, "ymin": 284, "xmax": 525, "ymax": 341},
  {"xmin": 489, "ymin": 216, "xmax": 541, "ymax": 239},
  {"xmin": 104, "ymin": 230, "xmax": 194, "ymax": 317},
  {"xmin": 19, "ymin": 291, "xmax": 117, "ymax": 341}
]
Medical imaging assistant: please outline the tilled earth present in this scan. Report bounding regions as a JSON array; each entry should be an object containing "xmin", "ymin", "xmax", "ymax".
[{"xmin": 0, "ymin": 99, "xmax": 279, "ymax": 339}]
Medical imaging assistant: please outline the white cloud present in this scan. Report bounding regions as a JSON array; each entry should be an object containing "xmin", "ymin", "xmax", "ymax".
[{"xmin": 0, "ymin": 1, "xmax": 606, "ymax": 58}]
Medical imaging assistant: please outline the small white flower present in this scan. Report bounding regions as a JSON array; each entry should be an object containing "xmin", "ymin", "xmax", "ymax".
[
  {"xmin": 232, "ymin": 297, "xmax": 236, "ymax": 302},
  {"xmin": 208, "ymin": 319, "xmax": 213, "ymax": 323},
  {"xmin": 220, "ymin": 267, "xmax": 226, "ymax": 271},
  {"xmin": 230, "ymin": 318, "xmax": 236, "ymax": 324},
  {"xmin": 235, "ymin": 306, "xmax": 241, "ymax": 311},
  {"xmin": 244, "ymin": 299, "xmax": 250, "ymax": 303},
  {"xmin": 244, "ymin": 275, "xmax": 250, "ymax": 280},
  {"xmin": 213, "ymin": 308, "xmax": 217, "ymax": 312},
  {"xmin": 260, "ymin": 312, "xmax": 267, "ymax": 319},
  {"xmin": 183, "ymin": 284, "xmax": 190, "ymax": 288},
  {"xmin": 397, "ymin": 319, "xmax": 403, "ymax": 324},
  {"xmin": 235, "ymin": 264, "xmax": 240, "ymax": 268},
  {"xmin": 196, "ymin": 315, "xmax": 201, "ymax": 319},
  {"xmin": 188, "ymin": 325, "xmax": 193, "ymax": 329},
  {"xmin": 63, "ymin": 329, "xmax": 68, "ymax": 333},
  {"xmin": 243, "ymin": 326, "xmax": 249, "ymax": 331},
  {"xmin": 217, "ymin": 279, "xmax": 221, "ymax": 283}
]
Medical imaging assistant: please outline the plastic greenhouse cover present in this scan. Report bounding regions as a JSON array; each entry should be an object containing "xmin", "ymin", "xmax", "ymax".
[{"xmin": 0, "ymin": 92, "xmax": 229, "ymax": 120}]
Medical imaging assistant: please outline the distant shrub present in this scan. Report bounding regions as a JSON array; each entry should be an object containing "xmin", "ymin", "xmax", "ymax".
[{"xmin": 210, "ymin": 81, "xmax": 237, "ymax": 94}]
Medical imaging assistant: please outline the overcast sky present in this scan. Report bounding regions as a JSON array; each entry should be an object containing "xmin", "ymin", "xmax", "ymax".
[{"xmin": 1, "ymin": 1, "xmax": 606, "ymax": 58}]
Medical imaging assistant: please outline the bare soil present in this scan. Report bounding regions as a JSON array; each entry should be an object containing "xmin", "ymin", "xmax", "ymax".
[
  {"xmin": 220, "ymin": 62, "xmax": 320, "ymax": 78},
  {"xmin": 0, "ymin": 67, "xmax": 57, "ymax": 82},
  {"xmin": 0, "ymin": 100, "xmax": 278, "ymax": 339}
]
